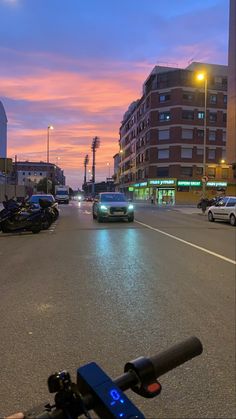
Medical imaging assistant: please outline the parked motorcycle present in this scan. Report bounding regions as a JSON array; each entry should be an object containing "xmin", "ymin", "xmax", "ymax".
[{"xmin": 0, "ymin": 198, "xmax": 42, "ymax": 234}]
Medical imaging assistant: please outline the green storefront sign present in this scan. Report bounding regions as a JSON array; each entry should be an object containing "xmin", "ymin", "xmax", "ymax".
[
  {"xmin": 177, "ymin": 180, "xmax": 201, "ymax": 187},
  {"xmin": 207, "ymin": 182, "xmax": 227, "ymax": 187},
  {"xmin": 128, "ymin": 187, "xmax": 134, "ymax": 191},
  {"xmin": 149, "ymin": 179, "xmax": 175, "ymax": 186}
]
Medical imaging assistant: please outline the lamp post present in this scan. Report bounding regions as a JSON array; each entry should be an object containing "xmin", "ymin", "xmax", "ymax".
[
  {"xmin": 119, "ymin": 149, "xmax": 123, "ymax": 192},
  {"xmin": 107, "ymin": 162, "xmax": 110, "ymax": 179},
  {"xmin": 197, "ymin": 73, "xmax": 208, "ymax": 197},
  {"xmin": 91, "ymin": 136, "xmax": 100, "ymax": 197},
  {"xmin": 46, "ymin": 125, "xmax": 54, "ymax": 193}
]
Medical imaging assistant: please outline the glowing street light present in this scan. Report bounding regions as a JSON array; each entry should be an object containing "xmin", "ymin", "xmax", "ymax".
[{"xmin": 196, "ymin": 72, "xmax": 208, "ymax": 197}]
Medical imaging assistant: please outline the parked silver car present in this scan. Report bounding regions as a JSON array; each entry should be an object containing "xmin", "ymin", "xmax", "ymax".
[
  {"xmin": 207, "ymin": 196, "xmax": 236, "ymax": 226},
  {"xmin": 92, "ymin": 192, "xmax": 134, "ymax": 222}
]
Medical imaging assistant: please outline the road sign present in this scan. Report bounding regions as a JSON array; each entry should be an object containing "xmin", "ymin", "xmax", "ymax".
[{"xmin": 202, "ymin": 176, "xmax": 209, "ymax": 183}]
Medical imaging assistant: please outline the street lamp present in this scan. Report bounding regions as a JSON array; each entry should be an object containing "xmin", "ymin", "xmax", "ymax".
[
  {"xmin": 119, "ymin": 149, "xmax": 123, "ymax": 192},
  {"xmin": 107, "ymin": 162, "xmax": 110, "ymax": 178},
  {"xmin": 46, "ymin": 125, "xmax": 54, "ymax": 193},
  {"xmin": 197, "ymin": 73, "xmax": 208, "ymax": 197}
]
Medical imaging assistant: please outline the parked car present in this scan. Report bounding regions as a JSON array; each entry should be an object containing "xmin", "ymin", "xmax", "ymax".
[
  {"xmin": 207, "ymin": 196, "xmax": 236, "ymax": 226},
  {"xmin": 28, "ymin": 194, "xmax": 58, "ymax": 209},
  {"xmin": 92, "ymin": 192, "xmax": 134, "ymax": 222}
]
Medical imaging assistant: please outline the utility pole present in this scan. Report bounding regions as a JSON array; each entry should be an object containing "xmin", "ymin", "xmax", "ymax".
[
  {"xmin": 14, "ymin": 155, "xmax": 17, "ymax": 197},
  {"xmin": 91, "ymin": 136, "xmax": 100, "ymax": 196}
]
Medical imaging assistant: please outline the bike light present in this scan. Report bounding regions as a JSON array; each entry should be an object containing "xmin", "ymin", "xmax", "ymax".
[
  {"xmin": 100, "ymin": 205, "xmax": 108, "ymax": 210},
  {"xmin": 128, "ymin": 204, "xmax": 134, "ymax": 210}
]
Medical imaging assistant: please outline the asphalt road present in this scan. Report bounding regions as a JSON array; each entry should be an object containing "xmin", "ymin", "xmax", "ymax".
[{"xmin": 0, "ymin": 201, "xmax": 235, "ymax": 418}]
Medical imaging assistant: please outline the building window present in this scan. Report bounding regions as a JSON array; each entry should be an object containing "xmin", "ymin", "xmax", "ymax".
[
  {"xmin": 209, "ymin": 94, "xmax": 217, "ymax": 104},
  {"xmin": 159, "ymin": 111, "xmax": 171, "ymax": 121},
  {"xmin": 208, "ymin": 149, "xmax": 216, "ymax": 159},
  {"xmin": 209, "ymin": 131, "xmax": 216, "ymax": 141},
  {"xmin": 158, "ymin": 149, "xmax": 169, "ymax": 159},
  {"xmin": 182, "ymin": 110, "xmax": 194, "ymax": 120},
  {"xmin": 28, "ymin": 172, "xmax": 31, "ymax": 175},
  {"xmin": 159, "ymin": 129, "xmax": 170, "ymax": 140},
  {"xmin": 196, "ymin": 148, "xmax": 203, "ymax": 155},
  {"xmin": 196, "ymin": 167, "xmax": 203, "ymax": 175},
  {"xmin": 159, "ymin": 93, "xmax": 170, "ymax": 102},
  {"xmin": 208, "ymin": 167, "xmax": 216, "ymax": 177},
  {"xmin": 221, "ymin": 168, "xmax": 229, "ymax": 179},
  {"xmin": 197, "ymin": 129, "xmax": 204, "ymax": 138},
  {"xmin": 223, "ymin": 95, "xmax": 227, "ymax": 105},
  {"xmin": 223, "ymin": 113, "xmax": 227, "ymax": 123},
  {"xmin": 22, "ymin": 172, "xmax": 25, "ymax": 175},
  {"xmin": 198, "ymin": 112, "xmax": 205, "ymax": 119},
  {"xmin": 157, "ymin": 167, "xmax": 169, "ymax": 177},
  {"xmin": 181, "ymin": 148, "xmax": 192, "ymax": 158},
  {"xmin": 222, "ymin": 132, "xmax": 226, "ymax": 142},
  {"xmin": 180, "ymin": 167, "xmax": 193, "ymax": 176},
  {"xmin": 40, "ymin": 172, "xmax": 42, "ymax": 175},
  {"xmin": 183, "ymin": 92, "xmax": 194, "ymax": 101},
  {"xmin": 209, "ymin": 112, "xmax": 217, "ymax": 122},
  {"xmin": 182, "ymin": 129, "xmax": 193, "ymax": 139}
]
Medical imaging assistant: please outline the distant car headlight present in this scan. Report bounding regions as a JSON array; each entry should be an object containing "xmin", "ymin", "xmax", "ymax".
[
  {"xmin": 100, "ymin": 205, "xmax": 108, "ymax": 211},
  {"xmin": 128, "ymin": 204, "xmax": 134, "ymax": 210},
  {"xmin": 78, "ymin": 196, "xmax": 82, "ymax": 201}
]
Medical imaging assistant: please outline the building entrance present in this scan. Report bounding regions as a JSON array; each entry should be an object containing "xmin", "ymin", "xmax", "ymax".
[{"xmin": 158, "ymin": 188, "xmax": 175, "ymax": 205}]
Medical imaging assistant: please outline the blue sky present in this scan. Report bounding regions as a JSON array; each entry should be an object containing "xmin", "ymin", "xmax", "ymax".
[{"xmin": 0, "ymin": 0, "xmax": 229, "ymax": 187}]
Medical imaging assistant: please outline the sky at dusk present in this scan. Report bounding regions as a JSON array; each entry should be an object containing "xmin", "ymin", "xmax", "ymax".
[{"xmin": 0, "ymin": 0, "xmax": 229, "ymax": 188}]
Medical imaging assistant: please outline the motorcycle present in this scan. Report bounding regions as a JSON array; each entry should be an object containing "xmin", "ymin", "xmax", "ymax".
[
  {"xmin": 0, "ymin": 198, "xmax": 42, "ymax": 234},
  {"xmin": 20, "ymin": 336, "xmax": 203, "ymax": 419}
]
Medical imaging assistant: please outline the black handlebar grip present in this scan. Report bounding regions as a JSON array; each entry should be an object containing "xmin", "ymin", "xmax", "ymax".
[{"xmin": 149, "ymin": 336, "xmax": 203, "ymax": 378}]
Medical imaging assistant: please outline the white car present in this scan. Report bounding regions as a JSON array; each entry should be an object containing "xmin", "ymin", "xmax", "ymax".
[{"xmin": 207, "ymin": 196, "xmax": 236, "ymax": 226}]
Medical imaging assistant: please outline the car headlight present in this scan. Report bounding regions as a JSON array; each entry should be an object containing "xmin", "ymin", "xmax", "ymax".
[
  {"xmin": 100, "ymin": 205, "xmax": 108, "ymax": 211},
  {"xmin": 128, "ymin": 204, "xmax": 134, "ymax": 210}
]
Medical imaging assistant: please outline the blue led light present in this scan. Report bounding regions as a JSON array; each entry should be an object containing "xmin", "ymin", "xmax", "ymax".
[
  {"xmin": 110, "ymin": 389, "xmax": 120, "ymax": 401},
  {"xmin": 119, "ymin": 414, "xmax": 124, "ymax": 417},
  {"xmin": 120, "ymin": 399, "xmax": 124, "ymax": 404},
  {"xmin": 110, "ymin": 401, "xmax": 116, "ymax": 406}
]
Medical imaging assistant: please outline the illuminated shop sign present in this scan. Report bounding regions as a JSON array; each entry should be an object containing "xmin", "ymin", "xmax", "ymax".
[
  {"xmin": 207, "ymin": 182, "xmax": 227, "ymax": 187},
  {"xmin": 133, "ymin": 182, "xmax": 147, "ymax": 187},
  {"xmin": 178, "ymin": 181, "xmax": 201, "ymax": 187},
  {"xmin": 128, "ymin": 187, "xmax": 134, "ymax": 191},
  {"xmin": 149, "ymin": 179, "xmax": 175, "ymax": 186}
]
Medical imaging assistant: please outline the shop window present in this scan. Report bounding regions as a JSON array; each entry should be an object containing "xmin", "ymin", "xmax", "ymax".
[
  {"xmin": 181, "ymin": 148, "xmax": 192, "ymax": 158},
  {"xmin": 159, "ymin": 111, "xmax": 171, "ymax": 121},
  {"xmin": 208, "ymin": 149, "xmax": 215, "ymax": 159},
  {"xmin": 157, "ymin": 167, "xmax": 169, "ymax": 177},
  {"xmin": 177, "ymin": 185, "xmax": 190, "ymax": 192},
  {"xmin": 158, "ymin": 149, "xmax": 169, "ymax": 159},
  {"xmin": 159, "ymin": 129, "xmax": 170, "ymax": 140},
  {"xmin": 182, "ymin": 129, "xmax": 193, "ymax": 139},
  {"xmin": 180, "ymin": 167, "xmax": 193, "ymax": 176},
  {"xmin": 182, "ymin": 110, "xmax": 194, "ymax": 120},
  {"xmin": 209, "ymin": 131, "xmax": 216, "ymax": 141}
]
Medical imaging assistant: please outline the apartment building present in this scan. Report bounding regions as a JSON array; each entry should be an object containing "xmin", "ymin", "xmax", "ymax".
[
  {"xmin": 118, "ymin": 62, "xmax": 235, "ymax": 204},
  {"xmin": 13, "ymin": 161, "xmax": 65, "ymax": 190}
]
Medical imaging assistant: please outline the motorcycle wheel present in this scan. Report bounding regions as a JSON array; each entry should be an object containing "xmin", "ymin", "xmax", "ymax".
[{"xmin": 31, "ymin": 225, "xmax": 41, "ymax": 234}]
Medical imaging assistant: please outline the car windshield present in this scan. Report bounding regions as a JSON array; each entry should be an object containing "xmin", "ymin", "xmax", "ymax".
[
  {"xmin": 29, "ymin": 195, "xmax": 54, "ymax": 203},
  {"xmin": 100, "ymin": 193, "xmax": 127, "ymax": 202},
  {"xmin": 56, "ymin": 190, "xmax": 68, "ymax": 195}
]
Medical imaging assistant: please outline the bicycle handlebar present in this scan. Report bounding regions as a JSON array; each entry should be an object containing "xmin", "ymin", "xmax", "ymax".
[{"xmin": 25, "ymin": 336, "xmax": 203, "ymax": 419}]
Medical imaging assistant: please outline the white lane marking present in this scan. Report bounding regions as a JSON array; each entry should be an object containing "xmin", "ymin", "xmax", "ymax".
[{"xmin": 135, "ymin": 220, "xmax": 236, "ymax": 265}]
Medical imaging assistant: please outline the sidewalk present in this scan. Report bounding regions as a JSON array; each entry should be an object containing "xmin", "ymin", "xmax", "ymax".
[{"xmin": 133, "ymin": 201, "xmax": 201, "ymax": 214}]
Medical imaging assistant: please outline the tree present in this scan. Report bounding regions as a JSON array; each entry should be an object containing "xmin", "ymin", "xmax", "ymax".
[{"xmin": 37, "ymin": 177, "xmax": 54, "ymax": 193}]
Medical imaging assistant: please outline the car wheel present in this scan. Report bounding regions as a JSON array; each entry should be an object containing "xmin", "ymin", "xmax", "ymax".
[
  {"xmin": 208, "ymin": 211, "xmax": 215, "ymax": 222},
  {"xmin": 128, "ymin": 215, "xmax": 134, "ymax": 222},
  {"xmin": 31, "ymin": 225, "xmax": 41, "ymax": 234},
  {"xmin": 229, "ymin": 214, "xmax": 236, "ymax": 226},
  {"xmin": 93, "ymin": 212, "xmax": 97, "ymax": 219}
]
